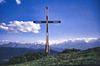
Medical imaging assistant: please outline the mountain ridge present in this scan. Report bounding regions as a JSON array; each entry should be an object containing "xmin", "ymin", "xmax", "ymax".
[{"xmin": 0, "ymin": 38, "xmax": 100, "ymax": 52}]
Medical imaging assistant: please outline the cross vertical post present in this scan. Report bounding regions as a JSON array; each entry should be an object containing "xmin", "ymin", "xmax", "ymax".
[
  {"xmin": 33, "ymin": 7, "xmax": 61, "ymax": 54},
  {"xmin": 46, "ymin": 7, "xmax": 49, "ymax": 53}
]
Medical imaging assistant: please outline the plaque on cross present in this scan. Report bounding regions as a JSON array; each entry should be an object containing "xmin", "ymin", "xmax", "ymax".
[{"xmin": 33, "ymin": 7, "xmax": 61, "ymax": 53}]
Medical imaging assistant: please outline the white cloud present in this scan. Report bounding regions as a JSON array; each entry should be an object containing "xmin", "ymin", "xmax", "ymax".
[
  {"xmin": 1, "ymin": 40, "xmax": 9, "ymax": 42},
  {"xmin": 0, "ymin": 40, "xmax": 10, "ymax": 42},
  {"xmin": 16, "ymin": 0, "xmax": 21, "ymax": 5},
  {"xmin": 0, "ymin": 0, "xmax": 21, "ymax": 4},
  {"xmin": 74, "ymin": 38, "xmax": 98, "ymax": 43},
  {"xmin": 2, "ymin": 23, "xmax": 6, "ymax": 25},
  {"xmin": 0, "ymin": 23, "xmax": 8, "ymax": 30},
  {"xmin": 0, "ymin": 0, "xmax": 5, "ymax": 3},
  {"xmin": 0, "ymin": 40, "xmax": 10, "ymax": 45},
  {"xmin": 32, "ymin": 30, "xmax": 39, "ymax": 33},
  {"xmin": 0, "ymin": 21, "xmax": 41, "ymax": 33},
  {"xmin": 37, "ymin": 39, "xmax": 69, "ymax": 45},
  {"xmin": 37, "ymin": 38, "xmax": 98, "ymax": 45}
]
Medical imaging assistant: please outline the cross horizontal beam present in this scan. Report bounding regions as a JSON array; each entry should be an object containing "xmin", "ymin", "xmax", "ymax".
[{"xmin": 33, "ymin": 21, "xmax": 61, "ymax": 23}]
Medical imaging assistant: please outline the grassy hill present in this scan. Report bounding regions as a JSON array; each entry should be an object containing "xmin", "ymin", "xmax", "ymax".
[
  {"xmin": 3, "ymin": 47, "xmax": 100, "ymax": 66},
  {"xmin": 0, "ymin": 47, "xmax": 58, "ymax": 64}
]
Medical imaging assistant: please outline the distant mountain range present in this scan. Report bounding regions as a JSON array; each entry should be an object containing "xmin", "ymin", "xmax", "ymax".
[
  {"xmin": 0, "ymin": 42, "xmax": 63, "ymax": 52},
  {"xmin": 0, "ymin": 42, "xmax": 45, "ymax": 49},
  {"xmin": 51, "ymin": 38, "xmax": 100, "ymax": 51},
  {"xmin": 0, "ymin": 38, "xmax": 100, "ymax": 52}
]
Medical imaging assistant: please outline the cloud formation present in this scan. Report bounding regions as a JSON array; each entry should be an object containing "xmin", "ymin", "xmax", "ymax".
[
  {"xmin": 37, "ymin": 38, "xmax": 98, "ymax": 45},
  {"xmin": 16, "ymin": 0, "xmax": 21, "ymax": 4},
  {"xmin": 0, "ymin": 21, "xmax": 41, "ymax": 33},
  {"xmin": 0, "ymin": 0, "xmax": 5, "ymax": 3},
  {"xmin": 0, "ymin": 0, "xmax": 21, "ymax": 4}
]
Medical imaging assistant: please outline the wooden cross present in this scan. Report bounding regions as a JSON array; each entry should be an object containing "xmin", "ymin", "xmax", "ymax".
[{"xmin": 33, "ymin": 7, "xmax": 61, "ymax": 53}]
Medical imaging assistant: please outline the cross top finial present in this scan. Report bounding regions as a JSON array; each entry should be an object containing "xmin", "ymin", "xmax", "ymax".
[{"xmin": 46, "ymin": 7, "xmax": 48, "ymax": 9}]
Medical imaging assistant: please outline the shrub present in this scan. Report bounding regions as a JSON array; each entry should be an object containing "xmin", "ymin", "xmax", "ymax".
[
  {"xmin": 8, "ymin": 52, "xmax": 49, "ymax": 64},
  {"xmin": 62, "ymin": 48, "xmax": 81, "ymax": 53}
]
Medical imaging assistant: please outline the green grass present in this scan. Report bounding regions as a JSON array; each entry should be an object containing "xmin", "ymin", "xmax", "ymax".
[{"xmin": 3, "ymin": 47, "xmax": 100, "ymax": 66}]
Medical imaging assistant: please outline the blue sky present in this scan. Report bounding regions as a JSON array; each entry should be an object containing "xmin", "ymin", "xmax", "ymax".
[{"xmin": 0, "ymin": 0, "xmax": 100, "ymax": 43}]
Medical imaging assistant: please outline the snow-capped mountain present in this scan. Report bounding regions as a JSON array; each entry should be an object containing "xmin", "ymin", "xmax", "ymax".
[{"xmin": 0, "ymin": 38, "xmax": 100, "ymax": 52}]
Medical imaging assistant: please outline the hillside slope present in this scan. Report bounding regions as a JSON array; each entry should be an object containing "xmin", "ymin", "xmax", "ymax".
[
  {"xmin": 0, "ymin": 47, "xmax": 58, "ymax": 64},
  {"xmin": 7, "ymin": 47, "xmax": 100, "ymax": 66}
]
